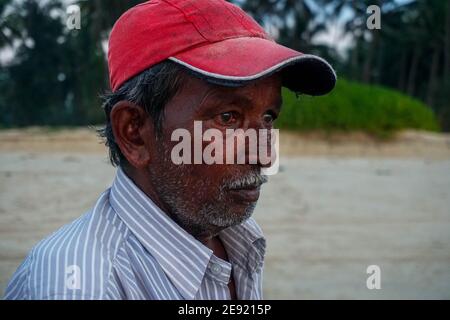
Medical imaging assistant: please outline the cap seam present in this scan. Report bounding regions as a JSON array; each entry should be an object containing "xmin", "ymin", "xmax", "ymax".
[
  {"xmin": 160, "ymin": 0, "xmax": 209, "ymax": 42},
  {"xmin": 222, "ymin": 2, "xmax": 260, "ymax": 35}
]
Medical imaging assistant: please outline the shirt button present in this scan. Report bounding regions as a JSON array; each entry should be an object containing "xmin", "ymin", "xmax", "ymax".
[{"xmin": 210, "ymin": 264, "xmax": 222, "ymax": 275}]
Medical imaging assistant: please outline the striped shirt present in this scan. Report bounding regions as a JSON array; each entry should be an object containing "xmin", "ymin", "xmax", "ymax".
[{"xmin": 4, "ymin": 168, "xmax": 266, "ymax": 300}]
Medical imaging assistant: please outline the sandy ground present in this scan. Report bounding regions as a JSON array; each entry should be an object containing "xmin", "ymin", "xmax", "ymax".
[{"xmin": 0, "ymin": 127, "xmax": 449, "ymax": 299}]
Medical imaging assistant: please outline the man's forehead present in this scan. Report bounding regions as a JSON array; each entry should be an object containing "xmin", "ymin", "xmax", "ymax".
[
  {"xmin": 212, "ymin": 87, "xmax": 282, "ymax": 108},
  {"xmin": 165, "ymin": 72, "xmax": 282, "ymax": 117},
  {"xmin": 195, "ymin": 74, "xmax": 282, "ymax": 108}
]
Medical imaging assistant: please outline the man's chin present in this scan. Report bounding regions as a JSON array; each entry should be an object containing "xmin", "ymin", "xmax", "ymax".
[{"xmin": 208, "ymin": 204, "xmax": 256, "ymax": 229}]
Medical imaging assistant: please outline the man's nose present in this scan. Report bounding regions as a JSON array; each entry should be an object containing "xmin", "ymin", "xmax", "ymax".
[
  {"xmin": 234, "ymin": 127, "xmax": 277, "ymax": 168},
  {"xmin": 253, "ymin": 129, "xmax": 277, "ymax": 168}
]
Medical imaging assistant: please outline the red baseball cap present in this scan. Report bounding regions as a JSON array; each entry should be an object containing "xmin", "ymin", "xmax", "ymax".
[{"xmin": 108, "ymin": 0, "xmax": 336, "ymax": 95}]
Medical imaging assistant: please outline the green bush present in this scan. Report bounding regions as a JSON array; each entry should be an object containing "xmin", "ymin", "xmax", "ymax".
[{"xmin": 276, "ymin": 79, "xmax": 440, "ymax": 137}]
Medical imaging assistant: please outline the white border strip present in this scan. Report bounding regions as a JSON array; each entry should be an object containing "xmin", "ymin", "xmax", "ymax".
[{"xmin": 168, "ymin": 54, "xmax": 336, "ymax": 82}]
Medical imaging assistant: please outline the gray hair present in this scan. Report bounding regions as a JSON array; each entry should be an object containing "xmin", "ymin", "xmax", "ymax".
[{"xmin": 98, "ymin": 61, "xmax": 187, "ymax": 167}]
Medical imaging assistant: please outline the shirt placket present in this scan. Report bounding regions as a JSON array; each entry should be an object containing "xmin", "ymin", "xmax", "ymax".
[{"xmin": 204, "ymin": 255, "xmax": 232, "ymax": 299}]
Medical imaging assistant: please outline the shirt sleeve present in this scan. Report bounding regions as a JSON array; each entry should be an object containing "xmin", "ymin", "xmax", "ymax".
[{"xmin": 3, "ymin": 250, "xmax": 33, "ymax": 300}]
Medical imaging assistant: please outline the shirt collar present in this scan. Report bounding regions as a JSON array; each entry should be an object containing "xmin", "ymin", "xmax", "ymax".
[
  {"xmin": 219, "ymin": 217, "xmax": 266, "ymax": 273},
  {"xmin": 109, "ymin": 167, "xmax": 265, "ymax": 299}
]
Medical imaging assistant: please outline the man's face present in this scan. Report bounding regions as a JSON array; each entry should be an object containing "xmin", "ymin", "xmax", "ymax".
[{"xmin": 145, "ymin": 74, "xmax": 282, "ymax": 238}]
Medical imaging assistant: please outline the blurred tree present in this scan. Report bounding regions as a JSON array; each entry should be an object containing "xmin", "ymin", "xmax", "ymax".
[
  {"xmin": 323, "ymin": 0, "xmax": 449, "ymax": 129},
  {"xmin": 236, "ymin": 0, "xmax": 327, "ymax": 53},
  {"xmin": 380, "ymin": 0, "xmax": 449, "ymax": 128},
  {"xmin": 0, "ymin": 0, "xmax": 448, "ymax": 130},
  {"xmin": 0, "ymin": 0, "xmax": 141, "ymax": 126},
  {"xmin": 0, "ymin": 0, "xmax": 68, "ymax": 125},
  {"xmin": 0, "ymin": 0, "xmax": 21, "ymax": 48}
]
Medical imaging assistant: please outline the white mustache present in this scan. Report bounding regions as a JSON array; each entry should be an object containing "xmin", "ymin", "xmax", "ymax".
[{"xmin": 226, "ymin": 171, "xmax": 268, "ymax": 190}]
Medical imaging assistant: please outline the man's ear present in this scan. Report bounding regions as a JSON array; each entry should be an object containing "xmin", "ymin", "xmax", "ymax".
[{"xmin": 110, "ymin": 101, "xmax": 155, "ymax": 169}]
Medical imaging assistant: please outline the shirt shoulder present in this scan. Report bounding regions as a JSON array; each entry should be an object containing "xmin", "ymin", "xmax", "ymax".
[{"xmin": 4, "ymin": 190, "xmax": 129, "ymax": 300}]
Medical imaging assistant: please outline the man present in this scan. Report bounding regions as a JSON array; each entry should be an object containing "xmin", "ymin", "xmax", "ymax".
[{"xmin": 5, "ymin": 0, "xmax": 335, "ymax": 300}]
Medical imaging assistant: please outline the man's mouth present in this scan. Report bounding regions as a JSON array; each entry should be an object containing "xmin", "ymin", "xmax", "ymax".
[
  {"xmin": 226, "ymin": 186, "xmax": 261, "ymax": 203},
  {"xmin": 225, "ymin": 173, "xmax": 268, "ymax": 203}
]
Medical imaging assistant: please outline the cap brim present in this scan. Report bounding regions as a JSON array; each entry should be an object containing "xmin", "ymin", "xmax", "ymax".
[{"xmin": 169, "ymin": 37, "xmax": 336, "ymax": 96}]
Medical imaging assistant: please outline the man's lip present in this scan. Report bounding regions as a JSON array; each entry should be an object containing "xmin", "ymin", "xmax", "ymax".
[{"xmin": 226, "ymin": 186, "xmax": 261, "ymax": 203}]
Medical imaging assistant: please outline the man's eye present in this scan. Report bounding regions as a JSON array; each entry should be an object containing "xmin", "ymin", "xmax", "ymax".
[
  {"xmin": 217, "ymin": 111, "xmax": 237, "ymax": 125},
  {"xmin": 263, "ymin": 111, "xmax": 277, "ymax": 124}
]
